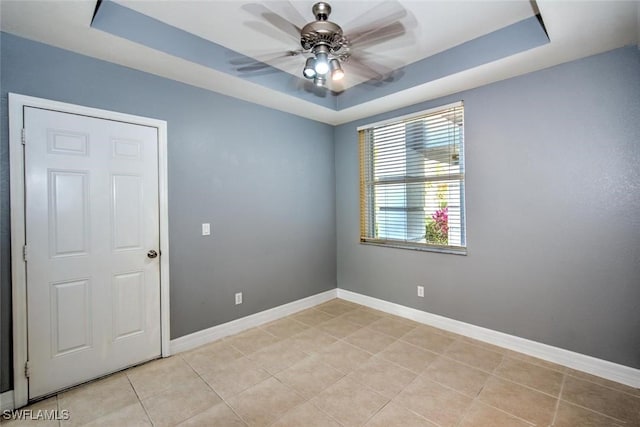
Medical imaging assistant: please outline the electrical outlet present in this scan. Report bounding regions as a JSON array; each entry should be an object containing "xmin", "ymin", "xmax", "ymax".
[
  {"xmin": 235, "ymin": 292, "xmax": 242, "ymax": 305},
  {"xmin": 417, "ymin": 285, "xmax": 424, "ymax": 298}
]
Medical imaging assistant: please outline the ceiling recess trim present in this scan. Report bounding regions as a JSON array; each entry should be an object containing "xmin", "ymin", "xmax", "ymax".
[{"xmin": 91, "ymin": 0, "xmax": 549, "ymax": 111}]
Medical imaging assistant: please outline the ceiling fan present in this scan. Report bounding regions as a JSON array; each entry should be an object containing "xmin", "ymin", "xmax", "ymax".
[{"xmin": 235, "ymin": 1, "xmax": 412, "ymax": 91}]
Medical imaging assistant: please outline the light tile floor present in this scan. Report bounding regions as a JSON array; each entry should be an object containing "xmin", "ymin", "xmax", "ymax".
[{"xmin": 6, "ymin": 299, "xmax": 640, "ymax": 426}]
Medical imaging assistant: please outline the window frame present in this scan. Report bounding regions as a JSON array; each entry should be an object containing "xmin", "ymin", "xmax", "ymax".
[{"xmin": 358, "ymin": 101, "xmax": 467, "ymax": 255}]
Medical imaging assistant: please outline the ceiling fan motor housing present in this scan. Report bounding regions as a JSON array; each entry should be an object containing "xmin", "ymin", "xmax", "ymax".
[
  {"xmin": 312, "ymin": 2, "xmax": 331, "ymax": 20},
  {"xmin": 300, "ymin": 2, "xmax": 346, "ymax": 53}
]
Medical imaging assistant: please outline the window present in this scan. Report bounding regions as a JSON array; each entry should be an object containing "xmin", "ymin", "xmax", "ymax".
[{"xmin": 359, "ymin": 102, "xmax": 466, "ymax": 254}]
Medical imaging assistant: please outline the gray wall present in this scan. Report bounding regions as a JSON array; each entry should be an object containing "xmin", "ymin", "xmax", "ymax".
[
  {"xmin": 336, "ymin": 46, "xmax": 640, "ymax": 369},
  {"xmin": 0, "ymin": 33, "xmax": 336, "ymax": 392}
]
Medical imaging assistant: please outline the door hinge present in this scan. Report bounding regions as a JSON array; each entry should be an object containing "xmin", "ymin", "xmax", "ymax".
[
  {"xmin": 23, "ymin": 245, "xmax": 28, "ymax": 262},
  {"xmin": 21, "ymin": 128, "xmax": 26, "ymax": 145},
  {"xmin": 24, "ymin": 361, "xmax": 30, "ymax": 378}
]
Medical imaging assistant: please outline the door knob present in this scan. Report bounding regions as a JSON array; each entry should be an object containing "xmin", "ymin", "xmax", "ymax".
[{"xmin": 147, "ymin": 250, "xmax": 158, "ymax": 259}]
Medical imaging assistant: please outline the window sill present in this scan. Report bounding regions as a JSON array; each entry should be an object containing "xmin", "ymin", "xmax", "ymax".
[{"xmin": 360, "ymin": 240, "xmax": 467, "ymax": 256}]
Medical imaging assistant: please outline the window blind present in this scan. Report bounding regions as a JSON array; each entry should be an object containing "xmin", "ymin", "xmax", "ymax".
[{"xmin": 359, "ymin": 102, "xmax": 466, "ymax": 253}]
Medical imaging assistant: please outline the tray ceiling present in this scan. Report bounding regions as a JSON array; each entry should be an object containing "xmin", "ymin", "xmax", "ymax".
[{"xmin": 1, "ymin": 1, "xmax": 638, "ymax": 124}]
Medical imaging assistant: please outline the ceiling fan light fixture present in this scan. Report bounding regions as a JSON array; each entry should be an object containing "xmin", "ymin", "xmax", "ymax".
[
  {"xmin": 312, "ymin": 44, "xmax": 331, "ymax": 75},
  {"xmin": 244, "ymin": 1, "xmax": 409, "ymax": 91},
  {"xmin": 314, "ymin": 51, "xmax": 330, "ymax": 75},
  {"xmin": 303, "ymin": 57, "xmax": 317, "ymax": 78},
  {"xmin": 330, "ymin": 59, "xmax": 344, "ymax": 81}
]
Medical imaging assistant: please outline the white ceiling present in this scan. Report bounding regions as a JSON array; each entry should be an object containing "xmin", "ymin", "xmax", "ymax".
[{"xmin": 1, "ymin": 1, "xmax": 638, "ymax": 125}]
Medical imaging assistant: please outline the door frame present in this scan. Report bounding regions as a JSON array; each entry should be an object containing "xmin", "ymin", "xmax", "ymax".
[{"xmin": 8, "ymin": 93, "xmax": 171, "ymax": 408}]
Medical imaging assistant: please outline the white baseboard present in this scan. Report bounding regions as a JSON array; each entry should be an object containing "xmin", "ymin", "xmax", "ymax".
[
  {"xmin": 1, "ymin": 390, "xmax": 14, "ymax": 411},
  {"xmin": 168, "ymin": 286, "xmax": 639, "ymax": 388},
  {"xmin": 170, "ymin": 289, "xmax": 337, "ymax": 354},
  {"xmin": 337, "ymin": 288, "xmax": 640, "ymax": 388}
]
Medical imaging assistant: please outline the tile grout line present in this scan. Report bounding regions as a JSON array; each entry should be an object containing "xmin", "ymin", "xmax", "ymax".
[
  {"xmin": 486, "ymin": 371, "xmax": 565, "ymax": 400},
  {"xmin": 388, "ymin": 374, "xmax": 464, "ymax": 427},
  {"xmin": 309, "ymin": 378, "xmax": 387, "ymax": 427},
  {"xmin": 261, "ymin": 320, "xmax": 355, "ymax": 427},
  {"xmin": 304, "ymin": 397, "xmax": 347, "ymax": 427},
  {"xmin": 393, "ymin": 371, "xmax": 474, "ymax": 425},
  {"xmin": 358, "ymin": 399, "xmax": 397, "ymax": 427},
  {"xmin": 356, "ymin": 351, "xmax": 419, "ymax": 379},
  {"xmin": 459, "ymin": 400, "xmax": 537, "ymax": 427},
  {"xmin": 470, "ymin": 350, "xmax": 539, "ymax": 426},
  {"xmin": 178, "ymin": 352, "xmax": 250, "ymax": 426},
  {"xmin": 458, "ymin": 350, "xmax": 542, "ymax": 426},
  {"xmin": 341, "ymin": 359, "xmax": 415, "ymax": 400},
  {"xmin": 550, "ymin": 373, "xmax": 567, "ymax": 426},
  {"xmin": 275, "ymin": 368, "xmax": 350, "ymax": 427},
  {"xmin": 563, "ymin": 372, "xmax": 640, "ymax": 399},
  {"xmin": 274, "ymin": 361, "xmax": 349, "ymax": 402},
  {"xmin": 472, "ymin": 373, "xmax": 562, "ymax": 425},
  {"xmin": 276, "ymin": 331, "xmax": 395, "ymax": 427},
  {"xmin": 453, "ymin": 347, "xmax": 507, "ymax": 427},
  {"xmin": 256, "ymin": 375, "xmax": 309, "ymax": 427},
  {"xmin": 124, "ymin": 372, "xmax": 155, "ymax": 426},
  {"xmin": 437, "ymin": 353, "xmax": 500, "ymax": 375},
  {"xmin": 213, "ymin": 374, "xmax": 264, "ymax": 427},
  {"xmin": 454, "ymin": 350, "xmax": 568, "ymax": 401},
  {"xmin": 405, "ymin": 406, "xmax": 446, "ymax": 427},
  {"xmin": 556, "ymin": 399, "xmax": 630, "ymax": 425},
  {"xmin": 506, "ymin": 353, "xmax": 568, "ymax": 374},
  {"xmin": 471, "ymin": 350, "xmax": 538, "ymax": 426}
]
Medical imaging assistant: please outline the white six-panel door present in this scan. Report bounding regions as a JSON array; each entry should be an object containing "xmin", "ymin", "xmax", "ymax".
[{"xmin": 24, "ymin": 107, "xmax": 161, "ymax": 399}]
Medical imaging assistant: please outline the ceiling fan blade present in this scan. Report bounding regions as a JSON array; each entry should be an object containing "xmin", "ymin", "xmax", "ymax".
[
  {"xmin": 232, "ymin": 51, "xmax": 303, "ymax": 75},
  {"xmin": 343, "ymin": 59, "xmax": 384, "ymax": 81},
  {"xmin": 348, "ymin": 21, "xmax": 406, "ymax": 48},
  {"xmin": 243, "ymin": 21, "xmax": 299, "ymax": 45},
  {"xmin": 242, "ymin": 3, "xmax": 302, "ymax": 42},
  {"xmin": 236, "ymin": 63, "xmax": 275, "ymax": 73},
  {"xmin": 278, "ymin": 1, "xmax": 308, "ymax": 28},
  {"xmin": 344, "ymin": 1, "xmax": 407, "ymax": 41},
  {"xmin": 229, "ymin": 50, "xmax": 302, "ymax": 66},
  {"xmin": 345, "ymin": 52, "xmax": 399, "ymax": 82}
]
